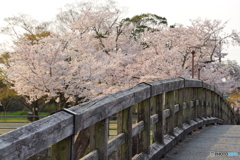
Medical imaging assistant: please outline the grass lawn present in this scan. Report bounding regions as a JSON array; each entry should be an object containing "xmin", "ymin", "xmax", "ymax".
[
  {"xmin": 0, "ymin": 111, "xmax": 49, "ymax": 135},
  {"xmin": 0, "ymin": 111, "xmax": 49, "ymax": 121}
]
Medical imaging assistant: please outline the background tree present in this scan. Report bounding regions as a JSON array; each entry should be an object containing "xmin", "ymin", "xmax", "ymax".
[
  {"xmin": 0, "ymin": 78, "xmax": 18, "ymax": 113},
  {"xmin": 0, "ymin": 13, "xmax": 51, "ymax": 42},
  {"xmin": 0, "ymin": 15, "xmax": 52, "ymax": 118},
  {"xmin": 122, "ymin": 13, "xmax": 168, "ymax": 39}
]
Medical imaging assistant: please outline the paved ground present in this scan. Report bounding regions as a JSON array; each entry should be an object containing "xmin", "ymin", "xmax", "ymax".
[
  {"xmin": 161, "ymin": 125, "xmax": 240, "ymax": 160},
  {"xmin": 0, "ymin": 123, "xmax": 29, "ymax": 135}
]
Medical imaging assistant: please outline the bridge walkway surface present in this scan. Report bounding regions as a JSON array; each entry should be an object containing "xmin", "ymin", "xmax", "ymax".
[{"xmin": 160, "ymin": 125, "xmax": 240, "ymax": 160}]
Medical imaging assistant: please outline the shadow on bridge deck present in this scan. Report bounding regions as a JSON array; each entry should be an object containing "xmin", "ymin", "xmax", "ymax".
[{"xmin": 161, "ymin": 125, "xmax": 240, "ymax": 160}]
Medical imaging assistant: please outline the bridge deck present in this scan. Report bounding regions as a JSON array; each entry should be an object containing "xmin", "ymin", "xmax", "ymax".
[{"xmin": 161, "ymin": 125, "xmax": 240, "ymax": 160}]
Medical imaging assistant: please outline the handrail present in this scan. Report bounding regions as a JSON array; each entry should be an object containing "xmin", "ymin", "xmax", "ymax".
[{"xmin": 0, "ymin": 78, "xmax": 237, "ymax": 160}]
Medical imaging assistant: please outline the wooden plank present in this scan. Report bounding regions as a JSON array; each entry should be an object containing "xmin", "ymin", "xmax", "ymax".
[
  {"xmin": 0, "ymin": 111, "xmax": 73, "ymax": 160},
  {"xmin": 221, "ymin": 103, "xmax": 225, "ymax": 122},
  {"xmin": 132, "ymin": 104, "xmax": 139, "ymax": 156},
  {"xmin": 217, "ymin": 95, "xmax": 220, "ymax": 118},
  {"xmin": 211, "ymin": 91, "xmax": 215, "ymax": 117},
  {"xmin": 138, "ymin": 98, "xmax": 150, "ymax": 154},
  {"xmin": 148, "ymin": 78, "xmax": 184, "ymax": 96},
  {"xmin": 177, "ymin": 89, "xmax": 184, "ymax": 128},
  {"xmin": 183, "ymin": 102, "xmax": 187, "ymax": 110},
  {"xmin": 196, "ymin": 100, "xmax": 199, "ymax": 106},
  {"xmin": 89, "ymin": 125, "xmax": 95, "ymax": 153},
  {"xmin": 51, "ymin": 136, "xmax": 72, "ymax": 160},
  {"xmin": 95, "ymin": 118, "xmax": 108, "ymax": 160},
  {"xmin": 215, "ymin": 88, "xmax": 222, "ymax": 96},
  {"xmin": 174, "ymin": 104, "xmax": 179, "ymax": 113},
  {"xmin": 214, "ymin": 93, "xmax": 219, "ymax": 117},
  {"xmin": 153, "ymin": 94, "xmax": 164, "ymax": 144},
  {"xmin": 151, "ymin": 96, "xmax": 157, "ymax": 144},
  {"xmin": 202, "ymin": 99, "xmax": 207, "ymax": 118},
  {"xmin": 150, "ymin": 114, "xmax": 159, "ymax": 125},
  {"xmin": 165, "ymin": 91, "xmax": 175, "ymax": 135},
  {"xmin": 108, "ymin": 133, "xmax": 125, "ymax": 156},
  {"xmin": 132, "ymin": 121, "xmax": 144, "ymax": 137},
  {"xmin": 220, "ymin": 98, "xmax": 224, "ymax": 120},
  {"xmin": 225, "ymin": 103, "xmax": 231, "ymax": 124},
  {"xmin": 190, "ymin": 101, "xmax": 194, "ymax": 107},
  {"xmin": 184, "ymin": 79, "xmax": 202, "ymax": 88},
  {"xmin": 206, "ymin": 90, "xmax": 211, "ymax": 117},
  {"xmin": 117, "ymin": 107, "xmax": 132, "ymax": 159},
  {"xmin": 192, "ymin": 88, "xmax": 198, "ymax": 121},
  {"xmin": 164, "ymin": 109, "xmax": 171, "ymax": 118},
  {"xmin": 80, "ymin": 150, "xmax": 98, "ymax": 160},
  {"xmin": 202, "ymin": 82, "xmax": 212, "ymax": 90},
  {"xmin": 187, "ymin": 87, "xmax": 194, "ymax": 120},
  {"xmin": 174, "ymin": 90, "xmax": 179, "ymax": 128},
  {"xmin": 70, "ymin": 83, "xmax": 151, "ymax": 133},
  {"xmin": 74, "ymin": 127, "xmax": 91, "ymax": 159},
  {"xmin": 222, "ymin": 99, "xmax": 225, "ymax": 120},
  {"xmin": 215, "ymin": 95, "xmax": 220, "ymax": 118},
  {"xmin": 184, "ymin": 88, "xmax": 192, "ymax": 124}
]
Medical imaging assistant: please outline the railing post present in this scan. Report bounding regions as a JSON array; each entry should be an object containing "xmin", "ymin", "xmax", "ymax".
[
  {"xmin": 193, "ymin": 88, "xmax": 198, "ymax": 120},
  {"xmin": 206, "ymin": 89, "xmax": 211, "ymax": 117},
  {"xmin": 217, "ymin": 94, "xmax": 221, "ymax": 119},
  {"xmin": 117, "ymin": 106, "xmax": 132, "ymax": 160},
  {"xmin": 211, "ymin": 92, "xmax": 214, "ymax": 117},
  {"xmin": 219, "ymin": 98, "xmax": 223, "ymax": 120},
  {"xmin": 226, "ymin": 103, "xmax": 229, "ymax": 123},
  {"xmin": 154, "ymin": 94, "xmax": 164, "ymax": 144},
  {"xmin": 202, "ymin": 88, "xmax": 207, "ymax": 117},
  {"xmin": 151, "ymin": 95, "xmax": 157, "ymax": 144},
  {"xmin": 184, "ymin": 88, "xmax": 192, "ymax": 124},
  {"xmin": 197, "ymin": 88, "xmax": 203, "ymax": 119},
  {"xmin": 177, "ymin": 89, "xmax": 184, "ymax": 128},
  {"xmin": 227, "ymin": 106, "xmax": 231, "ymax": 124},
  {"xmin": 51, "ymin": 109, "xmax": 76, "ymax": 160},
  {"xmin": 94, "ymin": 118, "xmax": 109, "ymax": 160},
  {"xmin": 213, "ymin": 92, "xmax": 217, "ymax": 118},
  {"xmin": 138, "ymin": 98, "xmax": 151, "ymax": 154},
  {"xmin": 174, "ymin": 89, "xmax": 179, "ymax": 128},
  {"xmin": 165, "ymin": 91, "xmax": 175, "ymax": 135},
  {"xmin": 51, "ymin": 136, "xmax": 73, "ymax": 160},
  {"xmin": 132, "ymin": 99, "xmax": 151, "ymax": 156},
  {"xmin": 217, "ymin": 95, "xmax": 220, "ymax": 118},
  {"xmin": 190, "ymin": 88, "xmax": 195, "ymax": 121},
  {"xmin": 222, "ymin": 101, "xmax": 226, "ymax": 122},
  {"xmin": 132, "ymin": 104, "xmax": 139, "ymax": 155},
  {"xmin": 216, "ymin": 94, "xmax": 218, "ymax": 118}
]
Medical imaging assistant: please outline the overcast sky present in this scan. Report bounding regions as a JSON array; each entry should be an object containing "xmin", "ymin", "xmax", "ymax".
[{"xmin": 0, "ymin": 0, "xmax": 240, "ymax": 62}]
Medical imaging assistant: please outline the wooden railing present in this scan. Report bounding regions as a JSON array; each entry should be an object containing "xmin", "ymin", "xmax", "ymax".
[{"xmin": 0, "ymin": 78, "xmax": 237, "ymax": 160}]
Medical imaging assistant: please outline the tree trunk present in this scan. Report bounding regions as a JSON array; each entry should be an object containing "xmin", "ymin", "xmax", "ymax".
[
  {"xmin": 32, "ymin": 107, "xmax": 39, "ymax": 121},
  {"xmin": 58, "ymin": 93, "xmax": 67, "ymax": 110},
  {"xmin": 31, "ymin": 100, "xmax": 39, "ymax": 121},
  {"xmin": 1, "ymin": 100, "xmax": 10, "ymax": 113}
]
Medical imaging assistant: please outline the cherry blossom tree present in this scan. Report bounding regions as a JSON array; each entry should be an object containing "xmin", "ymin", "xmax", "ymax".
[
  {"xmin": 6, "ymin": 36, "xmax": 91, "ymax": 110},
  {"xmin": 122, "ymin": 19, "xmax": 240, "ymax": 92},
  {"xmin": 4, "ymin": 1, "xmax": 240, "ymax": 111},
  {"xmin": 4, "ymin": 0, "xmax": 138, "ymax": 109},
  {"xmin": 2, "ymin": 1, "xmax": 240, "ymax": 158}
]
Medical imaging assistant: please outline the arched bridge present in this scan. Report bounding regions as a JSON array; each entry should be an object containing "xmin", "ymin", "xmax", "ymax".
[{"xmin": 0, "ymin": 78, "xmax": 238, "ymax": 160}]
